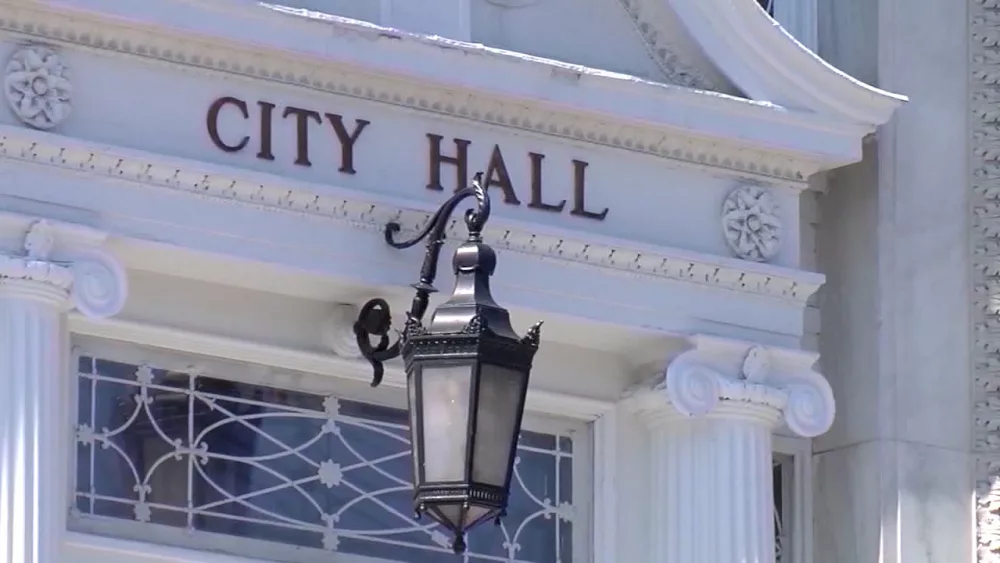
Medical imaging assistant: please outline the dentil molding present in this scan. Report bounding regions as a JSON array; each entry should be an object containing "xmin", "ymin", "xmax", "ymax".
[
  {"xmin": 0, "ymin": 125, "xmax": 826, "ymax": 304},
  {"xmin": 611, "ymin": 0, "xmax": 725, "ymax": 91},
  {"xmin": 624, "ymin": 334, "xmax": 835, "ymax": 437},
  {"xmin": 0, "ymin": 214, "xmax": 127, "ymax": 318},
  {"xmin": 971, "ymin": 1, "xmax": 1000, "ymax": 560}
]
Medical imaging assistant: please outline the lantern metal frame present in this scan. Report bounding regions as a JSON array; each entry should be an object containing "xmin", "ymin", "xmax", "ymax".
[{"xmin": 352, "ymin": 172, "xmax": 543, "ymax": 554}]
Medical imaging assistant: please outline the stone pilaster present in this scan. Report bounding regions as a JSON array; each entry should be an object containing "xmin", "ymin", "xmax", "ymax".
[
  {"xmin": 625, "ymin": 335, "xmax": 835, "ymax": 563},
  {"xmin": 0, "ymin": 218, "xmax": 127, "ymax": 563}
]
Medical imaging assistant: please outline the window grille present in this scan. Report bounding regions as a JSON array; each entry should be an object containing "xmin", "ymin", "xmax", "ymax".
[{"xmin": 71, "ymin": 347, "xmax": 585, "ymax": 563}]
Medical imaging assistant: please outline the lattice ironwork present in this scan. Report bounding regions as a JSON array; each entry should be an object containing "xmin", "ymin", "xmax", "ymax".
[{"xmin": 73, "ymin": 355, "xmax": 576, "ymax": 563}]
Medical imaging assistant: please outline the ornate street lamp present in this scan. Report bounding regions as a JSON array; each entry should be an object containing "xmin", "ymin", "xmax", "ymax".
[{"xmin": 353, "ymin": 172, "xmax": 543, "ymax": 554}]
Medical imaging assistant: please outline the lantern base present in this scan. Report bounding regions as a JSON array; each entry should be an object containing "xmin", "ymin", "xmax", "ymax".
[
  {"xmin": 413, "ymin": 483, "xmax": 508, "ymax": 552},
  {"xmin": 452, "ymin": 534, "xmax": 466, "ymax": 554}
]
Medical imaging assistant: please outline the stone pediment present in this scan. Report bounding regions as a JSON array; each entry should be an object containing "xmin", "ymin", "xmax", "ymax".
[
  {"xmin": 18, "ymin": 0, "xmax": 902, "ymax": 177},
  {"xmin": 185, "ymin": 0, "xmax": 903, "ymax": 127}
]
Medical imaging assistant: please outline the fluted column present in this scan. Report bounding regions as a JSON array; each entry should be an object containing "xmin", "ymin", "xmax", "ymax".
[
  {"xmin": 625, "ymin": 335, "xmax": 835, "ymax": 563},
  {"xmin": 0, "ymin": 218, "xmax": 127, "ymax": 563}
]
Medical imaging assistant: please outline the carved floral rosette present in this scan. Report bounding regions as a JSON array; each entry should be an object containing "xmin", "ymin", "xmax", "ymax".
[
  {"xmin": 721, "ymin": 184, "xmax": 782, "ymax": 263},
  {"xmin": 4, "ymin": 44, "xmax": 73, "ymax": 130}
]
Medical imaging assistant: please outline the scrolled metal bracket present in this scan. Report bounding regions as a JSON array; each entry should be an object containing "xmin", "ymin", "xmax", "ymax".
[{"xmin": 354, "ymin": 173, "xmax": 491, "ymax": 387}]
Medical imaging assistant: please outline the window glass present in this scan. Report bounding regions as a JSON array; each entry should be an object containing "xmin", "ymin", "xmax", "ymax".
[{"xmin": 72, "ymin": 353, "xmax": 579, "ymax": 563}]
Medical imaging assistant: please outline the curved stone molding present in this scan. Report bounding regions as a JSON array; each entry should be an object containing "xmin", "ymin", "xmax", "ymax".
[
  {"xmin": 0, "ymin": 2, "xmax": 845, "ymax": 182},
  {"xmin": 628, "ymin": 334, "xmax": 835, "ymax": 438},
  {"xmin": 612, "ymin": 0, "xmax": 722, "ymax": 90},
  {"xmin": 322, "ymin": 303, "xmax": 363, "ymax": 359},
  {"xmin": 664, "ymin": 362, "xmax": 722, "ymax": 416},
  {"xmin": 722, "ymin": 184, "xmax": 782, "ymax": 262},
  {"xmin": 0, "ymin": 217, "xmax": 128, "ymax": 318},
  {"xmin": 4, "ymin": 44, "xmax": 72, "ymax": 130},
  {"xmin": 70, "ymin": 251, "xmax": 128, "ymax": 319}
]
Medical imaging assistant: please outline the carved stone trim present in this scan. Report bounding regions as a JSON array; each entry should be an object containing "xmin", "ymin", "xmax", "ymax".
[
  {"xmin": 613, "ymin": 0, "xmax": 720, "ymax": 90},
  {"xmin": 3, "ymin": 44, "xmax": 73, "ymax": 130},
  {"xmin": 0, "ymin": 1, "xmax": 833, "ymax": 183},
  {"xmin": 0, "ymin": 125, "xmax": 825, "ymax": 305},
  {"xmin": 0, "ymin": 218, "xmax": 127, "ymax": 318},
  {"xmin": 973, "ymin": 1, "xmax": 1000, "ymax": 559},
  {"xmin": 722, "ymin": 184, "xmax": 782, "ymax": 262},
  {"xmin": 624, "ymin": 334, "xmax": 835, "ymax": 437}
]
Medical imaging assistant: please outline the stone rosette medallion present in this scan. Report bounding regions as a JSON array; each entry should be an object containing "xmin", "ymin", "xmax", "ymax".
[
  {"xmin": 721, "ymin": 184, "xmax": 782, "ymax": 262},
  {"xmin": 4, "ymin": 44, "xmax": 73, "ymax": 130}
]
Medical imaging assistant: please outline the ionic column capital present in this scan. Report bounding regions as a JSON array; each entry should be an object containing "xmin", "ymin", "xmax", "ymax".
[
  {"xmin": 624, "ymin": 334, "xmax": 835, "ymax": 437},
  {"xmin": 0, "ymin": 216, "xmax": 128, "ymax": 318}
]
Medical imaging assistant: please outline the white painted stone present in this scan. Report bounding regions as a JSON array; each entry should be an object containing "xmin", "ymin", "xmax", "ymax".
[
  {"xmin": 3, "ymin": 44, "xmax": 72, "ymax": 130},
  {"xmin": 0, "ymin": 2, "xmax": 911, "ymax": 563},
  {"xmin": 625, "ymin": 335, "xmax": 834, "ymax": 563},
  {"xmin": 0, "ymin": 218, "xmax": 126, "ymax": 563}
]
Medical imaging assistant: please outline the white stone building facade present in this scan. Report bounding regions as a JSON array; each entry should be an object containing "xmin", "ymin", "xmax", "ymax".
[{"xmin": 0, "ymin": 0, "xmax": 981, "ymax": 562}]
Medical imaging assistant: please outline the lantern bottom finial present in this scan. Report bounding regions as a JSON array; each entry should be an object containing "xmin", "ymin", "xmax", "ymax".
[{"xmin": 452, "ymin": 534, "xmax": 467, "ymax": 554}]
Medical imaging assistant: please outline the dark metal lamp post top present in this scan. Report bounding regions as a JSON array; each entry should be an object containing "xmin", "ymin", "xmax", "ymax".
[{"xmin": 352, "ymin": 172, "xmax": 543, "ymax": 554}]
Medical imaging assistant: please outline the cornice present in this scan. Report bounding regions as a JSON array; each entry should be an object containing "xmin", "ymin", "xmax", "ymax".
[
  {"xmin": 3, "ymin": 0, "xmax": 866, "ymax": 182},
  {"xmin": 667, "ymin": 0, "xmax": 907, "ymax": 127},
  {"xmin": 0, "ymin": 124, "xmax": 825, "ymax": 305}
]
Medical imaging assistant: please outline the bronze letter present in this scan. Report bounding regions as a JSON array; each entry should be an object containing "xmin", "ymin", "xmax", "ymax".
[
  {"xmin": 427, "ymin": 134, "xmax": 470, "ymax": 191},
  {"xmin": 483, "ymin": 145, "xmax": 521, "ymax": 205},
  {"xmin": 527, "ymin": 152, "xmax": 565, "ymax": 213},
  {"xmin": 282, "ymin": 106, "xmax": 322, "ymax": 167},
  {"xmin": 257, "ymin": 101, "xmax": 276, "ymax": 161},
  {"xmin": 325, "ymin": 114, "xmax": 370, "ymax": 174},
  {"xmin": 569, "ymin": 159, "xmax": 608, "ymax": 221},
  {"xmin": 206, "ymin": 96, "xmax": 249, "ymax": 152}
]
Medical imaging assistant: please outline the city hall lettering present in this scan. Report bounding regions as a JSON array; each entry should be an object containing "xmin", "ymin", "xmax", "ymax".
[{"xmin": 206, "ymin": 96, "xmax": 608, "ymax": 221}]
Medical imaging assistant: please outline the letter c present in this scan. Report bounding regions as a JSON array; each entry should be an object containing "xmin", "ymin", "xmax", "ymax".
[{"xmin": 206, "ymin": 96, "xmax": 250, "ymax": 152}]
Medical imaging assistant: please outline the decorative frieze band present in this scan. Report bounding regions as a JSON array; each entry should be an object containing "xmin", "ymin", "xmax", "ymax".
[
  {"xmin": 623, "ymin": 334, "xmax": 835, "ymax": 437},
  {"xmin": 0, "ymin": 126, "xmax": 825, "ymax": 304}
]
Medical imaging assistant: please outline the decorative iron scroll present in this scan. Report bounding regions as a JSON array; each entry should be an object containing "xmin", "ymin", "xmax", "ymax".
[{"xmin": 73, "ymin": 355, "xmax": 576, "ymax": 563}]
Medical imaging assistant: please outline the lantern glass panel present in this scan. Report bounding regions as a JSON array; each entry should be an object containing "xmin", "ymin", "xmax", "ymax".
[
  {"xmin": 406, "ymin": 370, "xmax": 420, "ymax": 485},
  {"xmin": 418, "ymin": 364, "xmax": 473, "ymax": 482},
  {"xmin": 472, "ymin": 363, "xmax": 528, "ymax": 488}
]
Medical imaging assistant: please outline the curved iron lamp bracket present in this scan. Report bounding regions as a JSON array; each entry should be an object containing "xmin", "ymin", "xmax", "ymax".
[{"xmin": 353, "ymin": 172, "xmax": 491, "ymax": 387}]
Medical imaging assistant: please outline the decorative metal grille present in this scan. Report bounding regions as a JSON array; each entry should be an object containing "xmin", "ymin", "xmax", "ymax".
[
  {"xmin": 758, "ymin": 0, "xmax": 775, "ymax": 16},
  {"xmin": 73, "ymin": 355, "xmax": 576, "ymax": 563}
]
